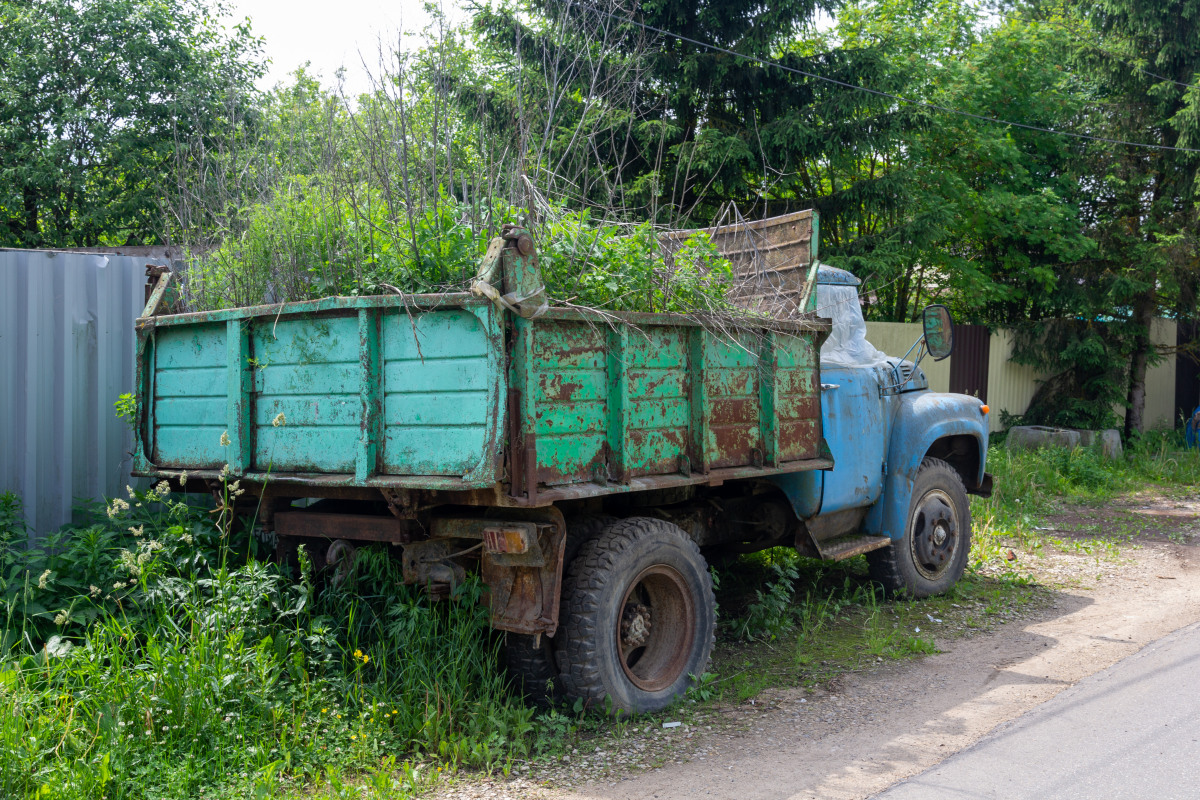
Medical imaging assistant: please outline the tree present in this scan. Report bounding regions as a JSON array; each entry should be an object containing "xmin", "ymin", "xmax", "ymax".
[
  {"xmin": 471, "ymin": 0, "xmax": 917, "ymax": 226},
  {"xmin": 1074, "ymin": 0, "xmax": 1200, "ymax": 438},
  {"xmin": 0, "ymin": 0, "xmax": 264, "ymax": 248}
]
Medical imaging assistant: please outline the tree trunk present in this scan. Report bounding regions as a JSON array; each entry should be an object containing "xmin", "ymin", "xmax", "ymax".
[{"xmin": 1124, "ymin": 290, "xmax": 1156, "ymax": 440}]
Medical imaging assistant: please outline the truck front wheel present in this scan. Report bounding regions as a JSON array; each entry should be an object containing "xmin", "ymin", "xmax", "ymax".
[
  {"xmin": 868, "ymin": 458, "xmax": 971, "ymax": 598},
  {"xmin": 556, "ymin": 517, "xmax": 715, "ymax": 714}
]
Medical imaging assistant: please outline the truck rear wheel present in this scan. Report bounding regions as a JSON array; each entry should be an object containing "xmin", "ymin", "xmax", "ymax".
[
  {"xmin": 868, "ymin": 457, "xmax": 971, "ymax": 598},
  {"xmin": 556, "ymin": 517, "xmax": 715, "ymax": 714},
  {"xmin": 503, "ymin": 514, "xmax": 617, "ymax": 703}
]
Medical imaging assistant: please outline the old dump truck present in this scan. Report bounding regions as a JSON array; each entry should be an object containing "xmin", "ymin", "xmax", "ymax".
[{"xmin": 131, "ymin": 210, "xmax": 991, "ymax": 713}]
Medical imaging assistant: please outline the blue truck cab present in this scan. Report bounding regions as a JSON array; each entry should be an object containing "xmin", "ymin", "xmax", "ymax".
[{"xmin": 775, "ymin": 265, "xmax": 993, "ymax": 597}]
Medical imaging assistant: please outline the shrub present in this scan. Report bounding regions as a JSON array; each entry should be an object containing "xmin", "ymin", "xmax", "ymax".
[
  {"xmin": 181, "ymin": 194, "xmax": 737, "ymax": 315},
  {"xmin": 0, "ymin": 485, "xmax": 533, "ymax": 799}
]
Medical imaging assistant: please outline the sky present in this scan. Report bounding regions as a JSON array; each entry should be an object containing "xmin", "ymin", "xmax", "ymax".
[{"xmin": 223, "ymin": 0, "xmax": 467, "ymax": 95}]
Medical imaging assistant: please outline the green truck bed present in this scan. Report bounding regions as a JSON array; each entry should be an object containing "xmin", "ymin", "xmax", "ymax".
[
  {"xmin": 133, "ymin": 292, "xmax": 831, "ymax": 502},
  {"xmin": 129, "ymin": 218, "xmax": 840, "ymax": 713}
]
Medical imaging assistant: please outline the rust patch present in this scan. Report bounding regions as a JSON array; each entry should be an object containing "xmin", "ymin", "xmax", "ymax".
[
  {"xmin": 709, "ymin": 424, "xmax": 761, "ymax": 469},
  {"xmin": 541, "ymin": 373, "xmax": 585, "ymax": 403},
  {"xmin": 710, "ymin": 397, "xmax": 761, "ymax": 425},
  {"xmin": 779, "ymin": 418, "xmax": 821, "ymax": 461},
  {"xmin": 478, "ymin": 506, "xmax": 567, "ymax": 635},
  {"xmin": 626, "ymin": 428, "xmax": 689, "ymax": 478}
]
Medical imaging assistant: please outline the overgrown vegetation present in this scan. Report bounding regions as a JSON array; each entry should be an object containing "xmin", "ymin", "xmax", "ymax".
[
  {"xmin": 0, "ymin": 484, "xmax": 536, "ymax": 799},
  {"xmin": 183, "ymin": 194, "xmax": 737, "ymax": 314},
  {"xmin": 5, "ymin": 433, "xmax": 1195, "ymax": 798}
]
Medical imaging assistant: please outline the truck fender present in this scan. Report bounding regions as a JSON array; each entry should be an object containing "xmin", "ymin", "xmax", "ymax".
[{"xmin": 864, "ymin": 392, "xmax": 988, "ymax": 540}]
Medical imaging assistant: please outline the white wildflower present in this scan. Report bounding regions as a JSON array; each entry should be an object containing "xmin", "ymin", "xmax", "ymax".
[
  {"xmin": 219, "ymin": 430, "xmax": 231, "ymax": 448},
  {"xmin": 106, "ymin": 498, "xmax": 130, "ymax": 519},
  {"xmin": 154, "ymin": 481, "xmax": 171, "ymax": 498},
  {"xmin": 37, "ymin": 569, "xmax": 52, "ymax": 590},
  {"xmin": 179, "ymin": 471, "xmax": 188, "ymax": 486},
  {"xmin": 112, "ymin": 582, "xmax": 125, "ymax": 590},
  {"xmin": 181, "ymin": 533, "xmax": 193, "ymax": 544},
  {"xmin": 228, "ymin": 480, "xmax": 240, "ymax": 493},
  {"xmin": 89, "ymin": 585, "xmax": 101, "ymax": 597},
  {"xmin": 147, "ymin": 540, "xmax": 163, "ymax": 552},
  {"xmin": 272, "ymin": 412, "xmax": 287, "ymax": 427},
  {"xmin": 53, "ymin": 611, "xmax": 68, "ymax": 626},
  {"xmin": 129, "ymin": 525, "xmax": 145, "ymax": 538},
  {"xmin": 137, "ymin": 552, "xmax": 150, "ymax": 565},
  {"xmin": 219, "ymin": 464, "xmax": 232, "ymax": 479},
  {"xmin": 117, "ymin": 549, "xmax": 141, "ymax": 576},
  {"xmin": 127, "ymin": 485, "xmax": 136, "ymax": 498}
]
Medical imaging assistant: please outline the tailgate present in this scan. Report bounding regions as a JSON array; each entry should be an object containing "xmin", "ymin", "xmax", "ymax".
[{"xmin": 137, "ymin": 298, "xmax": 503, "ymax": 486}]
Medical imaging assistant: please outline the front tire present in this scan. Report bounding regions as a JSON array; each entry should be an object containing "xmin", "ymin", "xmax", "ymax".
[
  {"xmin": 557, "ymin": 517, "xmax": 715, "ymax": 714},
  {"xmin": 868, "ymin": 458, "xmax": 971, "ymax": 598}
]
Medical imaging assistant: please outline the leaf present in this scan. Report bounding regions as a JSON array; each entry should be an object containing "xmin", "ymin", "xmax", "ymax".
[{"xmin": 45, "ymin": 635, "xmax": 73, "ymax": 657}]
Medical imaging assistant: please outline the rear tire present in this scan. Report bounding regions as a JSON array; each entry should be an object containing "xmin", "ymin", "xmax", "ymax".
[
  {"xmin": 868, "ymin": 457, "xmax": 971, "ymax": 598},
  {"xmin": 557, "ymin": 517, "xmax": 715, "ymax": 714},
  {"xmin": 504, "ymin": 633, "xmax": 559, "ymax": 704}
]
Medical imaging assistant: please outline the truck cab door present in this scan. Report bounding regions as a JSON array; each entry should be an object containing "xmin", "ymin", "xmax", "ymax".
[{"xmin": 817, "ymin": 364, "xmax": 889, "ymax": 514}]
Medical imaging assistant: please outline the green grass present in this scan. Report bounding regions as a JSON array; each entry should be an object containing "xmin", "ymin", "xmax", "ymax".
[
  {"xmin": 971, "ymin": 429, "xmax": 1200, "ymax": 564},
  {"xmin": 708, "ymin": 549, "xmax": 1041, "ymax": 703},
  {"xmin": 2, "ymin": 430, "xmax": 1197, "ymax": 798},
  {"xmin": 0, "ymin": 486, "xmax": 537, "ymax": 800}
]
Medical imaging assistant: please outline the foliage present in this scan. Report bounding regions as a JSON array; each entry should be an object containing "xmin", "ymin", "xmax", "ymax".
[
  {"xmin": 735, "ymin": 556, "xmax": 801, "ymax": 642},
  {"xmin": 1010, "ymin": 319, "xmax": 1128, "ymax": 430},
  {"xmin": 0, "ymin": 0, "xmax": 264, "ymax": 248},
  {"xmin": 539, "ymin": 212, "xmax": 735, "ymax": 312},
  {"xmin": 0, "ymin": 483, "xmax": 536, "ymax": 799},
  {"xmin": 181, "ymin": 194, "xmax": 737, "ymax": 313}
]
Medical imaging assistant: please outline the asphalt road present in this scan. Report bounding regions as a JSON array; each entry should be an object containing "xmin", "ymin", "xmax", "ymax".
[{"xmin": 873, "ymin": 621, "xmax": 1200, "ymax": 799}]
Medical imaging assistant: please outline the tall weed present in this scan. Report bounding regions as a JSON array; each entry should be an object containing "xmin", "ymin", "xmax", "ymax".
[{"xmin": 0, "ymin": 489, "xmax": 532, "ymax": 799}]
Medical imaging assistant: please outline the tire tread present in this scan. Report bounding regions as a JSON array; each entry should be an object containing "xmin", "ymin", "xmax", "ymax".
[{"xmin": 556, "ymin": 517, "xmax": 715, "ymax": 709}]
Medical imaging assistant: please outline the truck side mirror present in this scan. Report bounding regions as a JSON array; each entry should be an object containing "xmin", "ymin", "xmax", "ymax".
[{"xmin": 922, "ymin": 304, "xmax": 954, "ymax": 361}]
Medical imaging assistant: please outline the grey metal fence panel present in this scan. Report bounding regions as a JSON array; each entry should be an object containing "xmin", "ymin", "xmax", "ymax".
[{"xmin": 1, "ymin": 250, "xmax": 162, "ymax": 538}]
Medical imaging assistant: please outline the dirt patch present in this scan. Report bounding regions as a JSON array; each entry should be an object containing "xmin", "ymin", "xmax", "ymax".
[
  {"xmin": 1033, "ymin": 490, "xmax": 1200, "ymax": 548},
  {"xmin": 430, "ymin": 525, "xmax": 1200, "ymax": 800}
]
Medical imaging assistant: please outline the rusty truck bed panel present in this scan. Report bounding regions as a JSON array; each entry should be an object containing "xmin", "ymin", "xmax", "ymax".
[{"xmin": 134, "ymin": 297, "xmax": 830, "ymax": 502}]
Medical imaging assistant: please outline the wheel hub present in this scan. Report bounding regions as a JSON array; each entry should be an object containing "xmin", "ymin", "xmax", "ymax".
[
  {"xmin": 621, "ymin": 603, "xmax": 652, "ymax": 649},
  {"xmin": 616, "ymin": 565, "xmax": 695, "ymax": 692},
  {"xmin": 911, "ymin": 493, "xmax": 958, "ymax": 578}
]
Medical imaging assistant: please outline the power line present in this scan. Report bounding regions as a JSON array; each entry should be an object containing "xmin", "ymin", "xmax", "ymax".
[
  {"xmin": 1062, "ymin": 24, "xmax": 1200, "ymax": 92},
  {"xmin": 564, "ymin": 0, "xmax": 1200, "ymax": 155}
]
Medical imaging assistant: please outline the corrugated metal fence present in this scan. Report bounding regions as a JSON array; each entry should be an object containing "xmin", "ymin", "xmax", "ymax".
[
  {"xmin": 1, "ymin": 250, "xmax": 166, "ymax": 537},
  {"xmin": 866, "ymin": 320, "xmax": 1180, "ymax": 433}
]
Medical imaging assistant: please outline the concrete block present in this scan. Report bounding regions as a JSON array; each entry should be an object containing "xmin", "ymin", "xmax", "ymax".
[
  {"xmin": 1007, "ymin": 425, "xmax": 1082, "ymax": 452},
  {"xmin": 1073, "ymin": 429, "xmax": 1123, "ymax": 459},
  {"xmin": 1098, "ymin": 429, "xmax": 1123, "ymax": 459}
]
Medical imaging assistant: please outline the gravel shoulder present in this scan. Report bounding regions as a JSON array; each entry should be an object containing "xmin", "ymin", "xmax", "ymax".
[{"xmin": 431, "ymin": 504, "xmax": 1200, "ymax": 800}]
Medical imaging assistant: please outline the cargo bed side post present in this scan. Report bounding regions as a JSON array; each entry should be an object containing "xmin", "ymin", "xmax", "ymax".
[{"xmin": 473, "ymin": 226, "xmax": 548, "ymax": 502}]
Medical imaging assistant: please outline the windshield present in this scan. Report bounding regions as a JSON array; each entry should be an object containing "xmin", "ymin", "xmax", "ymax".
[{"xmin": 815, "ymin": 272, "xmax": 889, "ymax": 367}]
